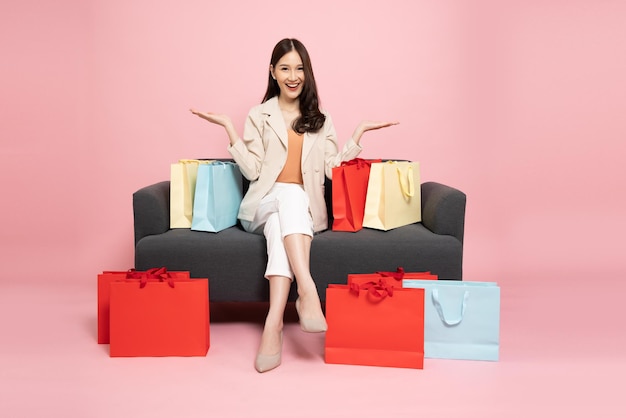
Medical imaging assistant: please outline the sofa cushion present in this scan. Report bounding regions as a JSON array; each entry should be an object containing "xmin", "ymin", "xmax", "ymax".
[
  {"xmin": 311, "ymin": 224, "xmax": 463, "ymax": 284},
  {"xmin": 135, "ymin": 223, "xmax": 462, "ymax": 302}
]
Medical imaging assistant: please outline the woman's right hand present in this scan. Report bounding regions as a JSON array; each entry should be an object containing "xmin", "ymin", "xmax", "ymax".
[{"xmin": 189, "ymin": 109, "xmax": 232, "ymax": 128}]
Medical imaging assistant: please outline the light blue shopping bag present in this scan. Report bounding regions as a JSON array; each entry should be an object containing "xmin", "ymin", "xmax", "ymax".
[
  {"xmin": 191, "ymin": 161, "xmax": 243, "ymax": 232},
  {"xmin": 402, "ymin": 279, "xmax": 500, "ymax": 361}
]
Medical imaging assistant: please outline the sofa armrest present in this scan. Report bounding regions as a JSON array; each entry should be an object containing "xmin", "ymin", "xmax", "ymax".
[
  {"xmin": 421, "ymin": 181, "xmax": 466, "ymax": 244},
  {"xmin": 133, "ymin": 181, "xmax": 170, "ymax": 246}
]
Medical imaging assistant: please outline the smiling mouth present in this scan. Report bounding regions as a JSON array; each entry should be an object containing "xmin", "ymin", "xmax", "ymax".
[{"xmin": 286, "ymin": 83, "xmax": 300, "ymax": 89}]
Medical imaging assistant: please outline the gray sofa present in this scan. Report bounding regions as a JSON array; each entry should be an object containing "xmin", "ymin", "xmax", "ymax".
[{"xmin": 133, "ymin": 163, "xmax": 466, "ymax": 302}]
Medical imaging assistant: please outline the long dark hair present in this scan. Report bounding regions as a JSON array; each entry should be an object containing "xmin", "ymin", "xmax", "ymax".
[{"xmin": 262, "ymin": 38, "xmax": 326, "ymax": 134}]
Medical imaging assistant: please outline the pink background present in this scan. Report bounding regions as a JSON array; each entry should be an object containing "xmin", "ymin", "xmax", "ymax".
[
  {"xmin": 2, "ymin": 0, "xmax": 624, "ymax": 283},
  {"xmin": 2, "ymin": 0, "xmax": 624, "ymax": 282},
  {"xmin": 2, "ymin": 1, "xmax": 626, "ymax": 416}
]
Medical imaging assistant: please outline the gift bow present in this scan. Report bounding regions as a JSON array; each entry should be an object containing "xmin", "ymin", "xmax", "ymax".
[
  {"xmin": 349, "ymin": 278, "xmax": 394, "ymax": 300},
  {"xmin": 125, "ymin": 267, "xmax": 176, "ymax": 288},
  {"xmin": 340, "ymin": 158, "xmax": 376, "ymax": 169},
  {"xmin": 375, "ymin": 267, "xmax": 405, "ymax": 281}
]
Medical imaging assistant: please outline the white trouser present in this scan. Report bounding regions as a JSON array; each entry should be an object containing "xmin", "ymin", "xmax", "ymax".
[{"xmin": 241, "ymin": 183, "xmax": 314, "ymax": 280}]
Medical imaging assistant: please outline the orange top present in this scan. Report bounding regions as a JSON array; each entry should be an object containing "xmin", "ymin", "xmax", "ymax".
[{"xmin": 276, "ymin": 129, "xmax": 304, "ymax": 184}]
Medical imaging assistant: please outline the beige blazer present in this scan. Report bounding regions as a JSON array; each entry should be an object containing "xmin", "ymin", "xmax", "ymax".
[{"xmin": 228, "ymin": 97, "xmax": 362, "ymax": 232}]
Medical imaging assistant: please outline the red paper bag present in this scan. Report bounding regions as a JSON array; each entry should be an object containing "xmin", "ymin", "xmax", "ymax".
[
  {"xmin": 332, "ymin": 159, "xmax": 381, "ymax": 232},
  {"xmin": 109, "ymin": 278, "xmax": 209, "ymax": 357},
  {"xmin": 347, "ymin": 267, "xmax": 437, "ymax": 290},
  {"xmin": 97, "ymin": 268, "xmax": 190, "ymax": 344},
  {"xmin": 324, "ymin": 282, "xmax": 425, "ymax": 369}
]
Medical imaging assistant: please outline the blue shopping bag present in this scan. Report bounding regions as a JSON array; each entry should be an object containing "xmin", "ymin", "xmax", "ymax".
[
  {"xmin": 191, "ymin": 161, "xmax": 243, "ymax": 232},
  {"xmin": 402, "ymin": 279, "xmax": 500, "ymax": 361}
]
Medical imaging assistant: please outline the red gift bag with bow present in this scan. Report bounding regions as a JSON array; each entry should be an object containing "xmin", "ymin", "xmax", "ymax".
[
  {"xmin": 108, "ymin": 274, "xmax": 209, "ymax": 357},
  {"xmin": 324, "ymin": 278, "xmax": 425, "ymax": 369},
  {"xmin": 97, "ymin": 268, "xmax": 190, "ymax": 344},
  {"xmin": 347, "ymin": 267, "xmax": 438, "ymax": 290},
  {"xmin": 332, "ymin": 158, "xmax": 381, "ymax": 232}
]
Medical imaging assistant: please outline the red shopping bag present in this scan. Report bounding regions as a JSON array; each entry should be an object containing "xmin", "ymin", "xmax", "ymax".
[
  {"xmin": 332, "ymin": 159, "xmax": 381, "ymax": 232},
  {"xmin": 97, "ymin": 268, "xmax": 190, "ymax": 344},
  {"xmin": 109, "ymin": 278, "xmax": 209, "ymax": 357},
  {"xmin": 324, "ymin": 281, "xmax": 425, "ymax": 369},
  {"xmin": 347, "ymin": 267, "xmax": 437, "ymax": 291}
]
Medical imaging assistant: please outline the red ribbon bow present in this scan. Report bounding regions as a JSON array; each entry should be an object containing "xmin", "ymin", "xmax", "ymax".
[
  {"xmin": 125, "ymin": 267, "xmax": 175, "ymax": 288},
  {"xmin": 375, "ymin": 267, "xmax": 405, "ymax": 281},
  {"xmin": 349, "ymin": 278, "xmax": 394, "ymax": 300},
  {"xmin": 341, "ymin": 158, "xmax": 374, "ymax": 169}
]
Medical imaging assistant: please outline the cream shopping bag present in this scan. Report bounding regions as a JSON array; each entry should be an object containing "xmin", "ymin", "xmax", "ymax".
[
  {"xmin": 362, "ymin": 161, "xmax": 421, "ymax": 231},
  {"xmin": 170, "ymin": 159, "xmax": 213, "ymax": 228}
]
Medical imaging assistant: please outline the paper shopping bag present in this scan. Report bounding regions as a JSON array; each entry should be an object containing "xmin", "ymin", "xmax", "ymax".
[
  {"xmin": 170, "ymin": 159, "xmax": 213, "ymax": 228},
  {"xmin": 402, "ymin": 279, "xmax": 500, "ymax": 361},
  {"xmin": 97, "ymin": 268, "xmax": 190, "ymax": 344},
  {"xmin": 348, "ymin": 267, "xmax": 437, "ymax": 290},
  {"xmin": 109, "ymin": 278, "xmax": 210, "ymax": 357},
  {"xmin": 363, "ymin": 161, "xmax": 421, "ymax": 231},
  {"xmin": 332, "ymin": 159, "xmax": 381, "ymax": 232},
  {"xmin": 325, "ymin": 283, "xmax": 425, "ymax": 369},
  {"xmin": 191, "ymin": 161, "xmax": 243, "ymax": 232}
]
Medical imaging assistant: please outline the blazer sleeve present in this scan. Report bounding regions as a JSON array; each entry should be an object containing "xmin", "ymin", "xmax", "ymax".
[
  {"xmin": 228, "ymin": 107, "xmax": 265, "ymax": 181},
  {"xmin": 323, "ymin": 112, "xmax": 363, "ymax": 179}
]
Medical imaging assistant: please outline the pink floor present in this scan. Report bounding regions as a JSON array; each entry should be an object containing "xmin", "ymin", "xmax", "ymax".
[{"xmin": 1, "ymin": 270, "xmax": 624, "ymax": 418}]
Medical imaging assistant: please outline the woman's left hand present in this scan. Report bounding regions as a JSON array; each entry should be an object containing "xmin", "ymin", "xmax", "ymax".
[
  {"xmin": 359, "ymin": 120, "xmax": 400, "ymax": 132},
  {"xmin": 353, "ymin": 120, "xmax": 399, "ymax": 144}
]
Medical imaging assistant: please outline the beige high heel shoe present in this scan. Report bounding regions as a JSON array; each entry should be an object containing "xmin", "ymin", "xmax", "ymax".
[
  {"xmin": 254, "ymin": 332, "xmax": 283, "ymax": 373},
  {"xmin": 295, "ymin": 298, "xmax": 328, "ymax": 333}
]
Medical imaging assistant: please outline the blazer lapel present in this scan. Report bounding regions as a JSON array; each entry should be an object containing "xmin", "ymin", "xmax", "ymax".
[
  {"xmin": 261, "ymin": 97, "xmax": 288, "ymax": 149},
  {"xmin": 260, "ymin": 97, "xmax": 319, "ymax": 161}
]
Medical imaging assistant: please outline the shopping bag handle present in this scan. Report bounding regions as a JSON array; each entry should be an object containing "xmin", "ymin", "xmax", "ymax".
[
  {"xmin": 397, "ymin": 166, "xmax": 415, "ymax": 198},
  {"xmin": 178, "ymin": 159, "xmax": 214, "ymax": 164},
  {"xmin": 432, "ymin": 289, "xmax": 469, "ymax": 326},
  {"xmin": 210, "ymin": 161, "xmax": 235, "ymax": 169}
]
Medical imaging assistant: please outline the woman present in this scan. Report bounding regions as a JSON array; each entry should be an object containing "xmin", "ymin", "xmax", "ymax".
[{"xmin": 191, "ymin": 38, "xmax": 397, "ymax": 373}]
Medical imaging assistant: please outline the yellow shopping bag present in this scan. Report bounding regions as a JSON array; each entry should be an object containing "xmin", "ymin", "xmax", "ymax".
[
  {"xmin": 170, "ymin": 159, "xmax": 213, "ymax": 228},
  {"xmin": 362, "ymin": 161, "xmax": 421, "ymax": 231}
]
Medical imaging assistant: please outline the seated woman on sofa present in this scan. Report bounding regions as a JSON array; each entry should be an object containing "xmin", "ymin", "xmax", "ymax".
[{"xmin": 190, "ymin": 38, "xmax": 398, "ymax": 373}]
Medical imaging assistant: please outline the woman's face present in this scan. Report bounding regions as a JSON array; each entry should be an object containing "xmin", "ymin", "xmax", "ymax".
[{"xmin": 271, "ymin": 50, "xmax": 305, "ymax": 102}]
